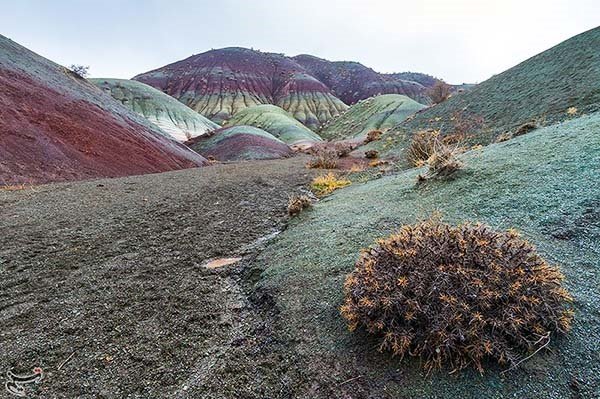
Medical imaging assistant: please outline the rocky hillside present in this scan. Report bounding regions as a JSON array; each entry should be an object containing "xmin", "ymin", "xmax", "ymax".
[
  {"xmin": 91, "ymin": 78, "xmax": 218, "ymax": 142},
  {"xmin": 133, "ymin": 47, "xmax": 348, "ymax": 129},
  {"xmin": 0, "ymin": 35, "xmax": 207, "ymax": 185}
]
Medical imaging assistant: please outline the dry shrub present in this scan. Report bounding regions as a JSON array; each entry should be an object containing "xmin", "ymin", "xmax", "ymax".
[
  {"xmin": 307, "ymin": 146, "xmax": 338, "ymax": 169},
  {"xmin": 496, "ymin": 121, "xmax": 538, "ymax": 143},
  {"xmin": 310, "ymin": 173, "xmax": 351, "ymax": 196},
  {"xmin": 514, "ymin": 121, "xmax": 538, "ymax": 137},
  {"xmin": 1, "ymin": 180, "xmax": 36, "ymax": 192},
  {"xmin": 1, "ymin": 184, "xmax": 28, "ymax": 192},
  {"xmin": 287, "ymin": 194, "xmax": 312, "ymax": 216},
  {"xmin": 341, "ymin": 220, "xmax": 574, "ymax": 373},
  {"xmin": 496, "ymin": 132, "xmax": 513, "ymax": 143},
  {"xmin": 408, "ymin": 130, "xmax": 463, "ymax": 181},
  {"xmin": 428, "ymin": 81, "xmax": 452, "ymax": 104},
  {"xmin": 364, "ymin": 150, "xmax": 379, "ymax": 159},
  {"xmin": 364, "ymin": 130, "xmax": 383, "ymax": 143},
  {"xmin": 334, "ymin": 142, "xmax": 354, "ymax": 158},
  {"xmin": 407, "ymin": 130, "xmax": 440, "ymax": 167},
  {"xmin": 423, "ymin": 142, "xmax": 463, "ymax": 179}
]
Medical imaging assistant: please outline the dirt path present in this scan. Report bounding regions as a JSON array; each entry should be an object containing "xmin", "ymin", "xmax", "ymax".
[{"xmin": 0, "ymin": 157, "xmax": 312, "ymax": 398}]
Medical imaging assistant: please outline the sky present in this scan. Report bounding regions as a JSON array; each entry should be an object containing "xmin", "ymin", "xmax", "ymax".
[{"xmin": 1, "ymin": 0, "xmax": 598, "ymax": 84}]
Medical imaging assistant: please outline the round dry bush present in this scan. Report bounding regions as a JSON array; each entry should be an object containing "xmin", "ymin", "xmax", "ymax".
[{"xmin": 340, "ymin": 220, "xmax": 574, "ymax": 373}]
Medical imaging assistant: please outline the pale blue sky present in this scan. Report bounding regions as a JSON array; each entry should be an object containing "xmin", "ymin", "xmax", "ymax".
[{"xmin": 1, "ymin": 0, "xmax": 598, "ymax": 83}]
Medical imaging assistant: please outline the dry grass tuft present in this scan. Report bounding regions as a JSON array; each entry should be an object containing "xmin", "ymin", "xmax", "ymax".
[
  {"xmin": 341, "ymin": 219, "xmax": 574, "ymax": 373},
  {"xmin": 287, "ymin": 194, "xmax": 312, "ymax": 216},
  {"xmin": 407, "ymin": 130, "xmax": 440, "ymax": 167},
  {"xmin": 307, "ymin": 146, "xmax": 339, "ymax": 169},
  {"xmin": 349, "ymin": 164, "xmax": 367, "ymax": 173},
  {"xmin": 1, "ymin": 182, "xmax": 36, "ymax": 192},
  {"xmin": 334, "ymin": 142, "xmax": 354, "ymax": 158},
  {"xmin": 422, "ymin": 142, "xmax": 463, "ymax": 179},
  {"xmin": 364, "ymin": 150, "xmax": 379, "ymax": 159},
  {"xmin": 364, "ymin": 130, "xmax": 383, "ymax": 143},
  {"xmin": 310, "ymin": 173, "xmax": 351, "ymax": 196},
  {"xmin": 408, "ymin": 130, "xmax": 464, "ymax": 181}
]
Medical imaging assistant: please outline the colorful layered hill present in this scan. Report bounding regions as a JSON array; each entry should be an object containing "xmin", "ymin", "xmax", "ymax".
[
  {"xmin": 224, "ymin": 104, "xmax": 322, "ymax": 149},
  {"xmin": 0, "ymin": 35, "xmax": 207, "ymax": 185},
  {"xmin": 133, "ymin": 47, "xmax": 348, "ymax": 129},
  {"xmin": 374, "ymin": 26, "xmax": 600, "ymax": 157},
  {"xmin": 91, "ymin": 78, "xmax": 218, "ymax": 142},
  {"xmin": 292, "ymin": 54, "xmax": 431, "ymax": 105},
  {"xmin": 186, "ymin": 125, "xmax": 292, "ymax": 161},
  {"xmin": 319, "ymin": 94, "xmax": 426, "ymax": 140}
]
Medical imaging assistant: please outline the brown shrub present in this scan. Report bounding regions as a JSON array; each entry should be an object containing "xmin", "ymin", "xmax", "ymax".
[
  {"xmin": 307, "ymin": 146, "xmax": 338, "ymax": 169},
  {"xmin": 496, "ymin": 121, "xmax": 538, "ymax": 143},
  {"xmin": 422, "ymin": 142, "xmax": 463, "ymax": 179},
  {"xmin": 334, "ymin": 142, "xmax": 354, "ymax": 158},
  {"xmin": 340, "ymin": 220, "xmax": 574, "ymax": 373},
  {"xmin": 364, "ymin": 130, "xmax": 383, "ymax": 143},
  {"xmin": 496, "ymin": 132, "xmax": 513, "ymax": 143},
  {"xmin": 428, "ymin": 81, "xmax": 452, "ymax": 104},
  {"xmin": 287, "ymin": 194, "xmax": 312, "ymax": 216},
  {"xmin": 407, "ymin": 130, "xmax": 440, "ymax": 166},
  {"xmin": 514, "ymin": 121, "xmax": 538, "ymax": 137},
  {"xmin": 364, "ymin": 150, "xmax": 379, "ymax": 159}
]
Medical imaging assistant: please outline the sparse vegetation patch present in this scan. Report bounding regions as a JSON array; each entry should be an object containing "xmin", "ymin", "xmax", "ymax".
[
  {"xmin": 288, "ymin": 194, "xmax": 312, "ymax": 216},
  {"xmin": 310, "ymin": 173, "xmax": 351, "ymax": 196},
  {"xmin": 341, "ymin": 219, "xmax": 574, "ymax": 373}
]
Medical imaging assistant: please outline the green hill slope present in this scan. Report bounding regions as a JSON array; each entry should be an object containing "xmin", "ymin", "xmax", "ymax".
[
  {"xmin": 91, "ymin": 78, "xmax": 218, "ymax": 141},
  {"xmin": 372, "ymin": 27, "xmax": 600, "ymax": 158},
  {"xmin": 253, "ymin": 113, "xmax": 600, "ymax": 397},
  {"xmin": 319, "ymin": 94, "xmax": 426, "ymax": 140},
  {"xmin": 224, "ymin": 104, "xmax": 322, "ymax": 147}
]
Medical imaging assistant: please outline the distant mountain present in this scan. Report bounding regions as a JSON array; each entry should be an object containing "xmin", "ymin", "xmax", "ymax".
[
  {"xmin": 91, "ymin": 79, "xmax": 218, "ymax": 142},
  {"xmin": 133, "ymin": 47, "xmax": 348, "ymax": 129},
  {"xmin": 0, "ymin": 35, "xmax": 207, "ymax": 185},
  {"xmin": 134, "ymin": 47, "xmax": 448, "ymax": 129},
  {"xmin": 292, "ymin": 54, "xmax": 431, "ymax": 105},
  {"xmin": 387, "ymin": 72, "xmax": 441, "ymax": 88}
]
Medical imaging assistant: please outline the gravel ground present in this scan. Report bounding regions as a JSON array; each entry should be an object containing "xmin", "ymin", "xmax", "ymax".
[{"xmin": 0, "ymin": 157, "xmax": 313, "ymax": 398}]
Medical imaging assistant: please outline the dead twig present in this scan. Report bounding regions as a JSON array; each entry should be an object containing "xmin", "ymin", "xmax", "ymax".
[
  {"xmin": 501, "ymin": 333, "xmax": 551, "ymax": 375},
  {"xmin": 57, "ymin": 352, "xmax": 75, "ymax": 371},
  {"xmin": 338, "ymin": 375, "xmax": 362, "ymax": 385}
]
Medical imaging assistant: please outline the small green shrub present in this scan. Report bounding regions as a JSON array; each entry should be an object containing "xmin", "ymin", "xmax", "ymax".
[{"xmin": 341, "ymin": 220, "xmax": 574, "ymax": 373}]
